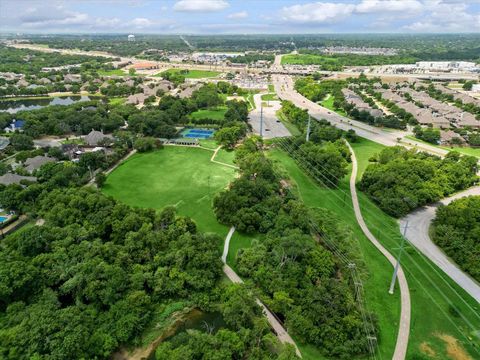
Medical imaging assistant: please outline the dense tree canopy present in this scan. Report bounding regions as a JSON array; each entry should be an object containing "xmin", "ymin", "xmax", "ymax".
[
  {"xmin": 432, "ymin": 196, "xmax": 480, "ymax": 282},
  {"xmin": 360, "ymin": 147, "xmax": 478, "ymax": 217},
  {"xmin": 213, "ymin": 137, "xmax": 375, "ymax": 358},
  {"xmin": 0, "ymin": 189, "xmax": 223, "ymax": 359}
]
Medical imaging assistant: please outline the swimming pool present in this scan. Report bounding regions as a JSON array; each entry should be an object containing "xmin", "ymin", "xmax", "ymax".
[
  {"xmin": 0, "ymin": 216, "xmax": 8, "ymax": 223},
  {"xmin": 181, "ymin": 128, "xmax": 215, "ymax": 139}
]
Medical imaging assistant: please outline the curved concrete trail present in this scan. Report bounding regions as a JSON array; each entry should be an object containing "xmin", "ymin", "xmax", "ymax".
[
  {"xmin": 400, "ymin": 186, "xmax": 480, "ymax": 304},
  {"xmin": 347, "ymin": 142, "xmax": 411, "ymax": 360},
  {"xmin": 221, "ymin": 227, "xmax": 302, "ymax": 357}
]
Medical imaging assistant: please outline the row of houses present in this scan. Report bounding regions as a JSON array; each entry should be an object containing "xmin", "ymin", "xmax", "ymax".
[
  {"xmin": 434, "ymin": 84, "xmax": 480, "ymax": 107},
  {"xmin": 342, "ymin": 88, "xmax": 383, "ymax": 118},
  {"xmin": 398, "ymin": 87, "xmax": 480, "ymax": 128},
  {"xmin": 377, "ymin": 87, "xmax": 479, "ymax": 129}
]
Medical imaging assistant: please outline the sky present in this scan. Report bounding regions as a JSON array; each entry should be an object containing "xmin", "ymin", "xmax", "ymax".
[{"xmin": 1, "ymin": 0, "xmax": 480, "ymax": 34}]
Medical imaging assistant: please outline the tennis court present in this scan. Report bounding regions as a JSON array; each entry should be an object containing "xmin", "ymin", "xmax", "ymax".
[{"xmin": 181, "ymin": 128, "xmax": 215, "ymax": 139}]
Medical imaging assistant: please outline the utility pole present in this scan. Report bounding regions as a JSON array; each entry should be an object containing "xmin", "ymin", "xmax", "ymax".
[
  {"xmin": 389, "ymin": 220, "xmax": 408, "ymax": 294},
  {"xmin": 306, "ymin": 114, "xmax": 311, "ymax": 142},
  {"xmin": 260, "ymin": 102, "xmax": 263, "ymax": 137}
]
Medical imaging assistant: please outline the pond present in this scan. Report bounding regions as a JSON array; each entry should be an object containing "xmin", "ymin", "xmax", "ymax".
[{"xmin": 0, "ymin": 96, "xmax": 97, "ymax": 114}]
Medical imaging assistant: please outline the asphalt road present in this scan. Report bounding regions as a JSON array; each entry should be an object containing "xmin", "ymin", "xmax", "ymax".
[
  {"xmin": 272, "ymin": 74, "xmax": 449, "ymax": 157},
  {"xmin": 348, "ymin": 142, "xmax": 411, "ymax": 360},
  {"xmin": 249, "ymin": 93, "xmax": 291, "ymax": 139},
  {"xmin": 400, "ymin": 186, "xmax": 480, "ymax": 304}
]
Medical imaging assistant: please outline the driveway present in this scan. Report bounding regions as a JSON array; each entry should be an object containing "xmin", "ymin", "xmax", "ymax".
[
  {"xmin": 400, "ymin": 186, "xmax": 480, "ymax": 304},
  {"xmin": 249, "ymin": 93, "xmax": 291, "ymax": 139}
]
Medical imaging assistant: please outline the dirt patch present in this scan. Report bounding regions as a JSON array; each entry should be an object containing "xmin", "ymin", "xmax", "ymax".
[
  {"xmin": 436, "ymin": 333, "xmax": 472, "ymax": 360},
  {"xmin": 420, "ymin": 342, "xmax": 436, "ymax": 357}
]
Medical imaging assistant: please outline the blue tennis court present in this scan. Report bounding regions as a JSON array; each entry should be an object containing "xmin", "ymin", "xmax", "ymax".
[{"xmin": 181, "ymin": 128, "xmax": 215, "ymax": 139}]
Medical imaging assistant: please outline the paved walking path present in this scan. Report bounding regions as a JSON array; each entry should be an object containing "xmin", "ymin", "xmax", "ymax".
[
  {"xmin": 221, "ymin": 226, "xmax": 301, "ymax": 357},
  {"xmin": 210, "ymin": 146, "xmax": 239, "ymax": 169},
  {"xmin": 400, "ymin": 186, "xmax": 480, "ymax": 304},
  {"xmin": 347, "ymin": 142, "xmax": 411, "ymax": 360}
]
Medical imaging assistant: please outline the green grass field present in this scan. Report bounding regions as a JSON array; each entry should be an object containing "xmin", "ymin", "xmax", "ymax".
[
  {"xmin": 405, "ymin": 135, "xmax": 480, "ymax": 158},
  {"xmin": 352, "ymin": 139, "xmax": 480, "ymax": 359},
  {"xmin": 108, "ymin": 97, "xmax": 126, "ymax": 106},
  {"xmin": 261, "ymin": 93, "xmax": 278, "ymax": 101},
  {"xmin": 189, "ymin": 106, "xmax": 227, "ymax": 121},
  {"xmin": 98, "ymin": 69, "xmax": 127, "ymax": 76},
  {"xmin": 103, "ymin": 147, "xmax": 235, "ymax": 240},
  {"xmin": 281, "ymin": 54, "xmax": 341, "ymax": 66},
  {"xmin": 158, "ymin": 68, "xmax": 221, "ymax": 79},
  {"xmin": 268, "ymin": 146, "xmax": 399, "ymax": 359},
  {"xmin": 320, "ymin": 94, "xmax": 347, "ymax": 116},
  {"xmin": 269, "ymin": 137, "xmax": 480, "ymax": 359}
]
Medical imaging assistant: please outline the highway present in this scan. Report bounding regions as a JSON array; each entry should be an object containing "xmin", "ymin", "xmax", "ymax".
[{"xmin": 272, "ymin": 74, "xmax": 449, "ymax": 156}]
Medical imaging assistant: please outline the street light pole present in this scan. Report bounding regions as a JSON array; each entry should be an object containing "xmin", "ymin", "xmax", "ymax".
[
  {"xmin": 389, "ymin": 220, "xmax": 408, "ymax": 294},
  {"xmin": 260, "ymin": 102, "xmax": 263, "ymax": 137},
  {"xmin": 306, "ymin": 114, "xmax": 311, "ymax": 142}
]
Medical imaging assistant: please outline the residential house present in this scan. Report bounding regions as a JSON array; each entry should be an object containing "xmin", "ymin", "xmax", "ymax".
[
  {"xmin": 84, "ymin": 130, "xmax": 114, "ymax": 146},
  {"xmin": 4, "ymin": 119, "xmax": 24, "ymax": 133},
  {"xmin": 24, "ymin": 156, "xmax": 55, "ymax": 174},
  {"xmin": 0, "ymin": 173, "xmax": 36, "ymax": 186}
]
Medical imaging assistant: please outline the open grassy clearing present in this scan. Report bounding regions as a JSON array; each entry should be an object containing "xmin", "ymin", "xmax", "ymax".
[
  {"xmin": 268, "ymin": 146, "xmax": 399, "ymax": 359},
  {"xmin": 159, "ymin": 68, "xmax": 221, "ymax": 79},
  {"xmin": 108, "ymin": 97, "xmax": 126, "ymax": 106},
  {"xmin": 405, "ymin": 135, "xmax": 480, "ymax": 158},
  {"xmin": 97, "ymin": 69, "xmax": 127, "ymax": 76},
  {"xmin": 270, "ymin": 137, "xmax": 480, "ymax": 359},
  {"xmin": 261, "ymin": 93, "xmax": 278, "ymax": 101},
  {"xmin": 213, "ymin": 148, "xmax": 236, "ymax": 166},
  {"xmin": 351, "ymin": 139, "xmax": 480, "ymax": 359},
  {"xmin": 189, "ymin": 106, "xmax": 227, "ymax": 121},
  {"xmin": 320, "ymin": 94, "xmax": 347, "ymax": 116},
  {"xmin": 102, "ymin": 146, "xmax": 235, "ymax": 240}
]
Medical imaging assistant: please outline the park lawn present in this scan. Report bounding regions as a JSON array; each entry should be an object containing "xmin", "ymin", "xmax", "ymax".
[
  {"xmin": 268, "ymin": 147, "xmax": 399, "ymax": 360},
  {"xmin": 98, "ymin": 69, "xmax": 127, "ymax": 76},
  {"xmin": 199, "ymin": 139, "xmax": 219, "ymax": 150},
  {"xmin": 102, "ymin": 146, "xmax": 235, "ymax": 241},
  {"xmin": 268, "ymin": 84, "xmax": 274, "ymax": 92},
  {"xmin": 213, "ymin": 148, "xmax": 236, "ymax": 166},
  {"xmin": 163, "ymin": 68, "xmax": 221, "ymax": 79},
  {"xmin": 350, "ymin": 140, "xmax": 480, "ymax": 359},
  {"xmin": 405, "ymin": 135, "xmax": 480, "ymax": 158},
  {"xmin": 281, "ymin": 54, "xmax": 340, "ymax": 66},
  {"xmin": 261, "ymin": 93, "xmax": 278, "ymax": 101},
  {"xmin": 190, "ymin": 106, "xmax": 227, "ymax": 121},
  {"xmin": 108, "ymin": 97, "xmax": 126, "ymax": 106},
  {"xmin": 320, "ymin": 94, "xmax": 347, "ymax": 116}
]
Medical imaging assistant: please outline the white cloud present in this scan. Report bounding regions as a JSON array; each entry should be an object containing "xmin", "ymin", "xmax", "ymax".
[
  {"xmin": 173, "ymin": 0, "xmax": 229, "ymax": 12},
  {"xmin": 129, "ymin": 17, "xmax": 153, "ymax": 28},
  {"xmin": 403, "ymin": 1, "xmax": 480, "ymax": 32},
  {"xmin": 355, "ymin": 0, "xmax": 423, "ymax": 14},
  {"xmin": 227, "ymin": 11, "xmax": 248, "ymax": 19},
  {"xmin": 280, "ymin": 2, "xmax": 355, "ymax": 24}
]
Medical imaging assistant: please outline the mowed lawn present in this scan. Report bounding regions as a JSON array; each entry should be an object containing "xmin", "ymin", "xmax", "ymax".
[
  {"xmin": 158, "ymin": 68, "xmax": 221, "ymax": 79},
  {"xmin": 189, "ymin": 106, "xmax": 227, "ymax": 121},
  {"xmin": 102, "ymin": 146, "xmax": 236, "ymax": 238}
]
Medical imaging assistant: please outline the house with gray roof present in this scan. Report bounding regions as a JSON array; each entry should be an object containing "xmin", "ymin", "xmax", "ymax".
[
  {"xmin": 0, "ymin": 173, "xmax": 37, "ymax": 186},
  {"xmin": 24, "ymin": 156, "xmax": 55, "ymax": 174},
  {"xmin": 85, "ymin": 130, "xmax": 114, "ymax": 146}
]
